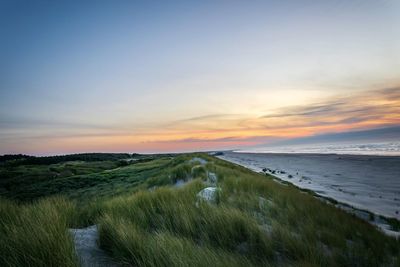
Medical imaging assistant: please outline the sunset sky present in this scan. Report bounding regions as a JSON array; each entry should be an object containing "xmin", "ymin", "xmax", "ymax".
[{"xmin": 1, "ymin": 0, "xmax": 400, "ymax": 155}]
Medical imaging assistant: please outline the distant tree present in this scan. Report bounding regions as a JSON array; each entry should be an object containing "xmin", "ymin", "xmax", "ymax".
[{"xmin": 1, "ymin": 153, "xmax": 134, "ymax": 166}]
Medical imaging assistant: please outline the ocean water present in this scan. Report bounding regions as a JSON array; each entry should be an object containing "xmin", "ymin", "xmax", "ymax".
[{"xmin": 238, "ymin": 141, "xmax": 400, "ymax": 156}]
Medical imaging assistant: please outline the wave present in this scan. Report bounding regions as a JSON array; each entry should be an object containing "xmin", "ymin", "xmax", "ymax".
[{"xmin": 237, "ymin": 141, "xmax": 400, "ymax": 156}]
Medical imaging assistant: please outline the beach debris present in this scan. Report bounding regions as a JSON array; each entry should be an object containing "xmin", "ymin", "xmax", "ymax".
[
  {"xmin": 197, "ymin": 187, "xmax": 220, "ymax": 203},
  {"xmin": 262, "ymin": 168, "xmax": 276, "ymax": 174}
]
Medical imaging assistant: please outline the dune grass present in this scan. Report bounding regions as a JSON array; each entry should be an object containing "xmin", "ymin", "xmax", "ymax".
[
  {"xmin": 0, "ymin": 196, "xmax": 78, "ymax": 267},
  {"xmin": 0, "ymin": 153, "xmax": 399, "ymax": 266},
  {"xmin": 0, "ymin": 156, "xmax": 171, "ymax": 201},
  {"xmin": 97, "ymin": 154, "xmax": 400, "ymax": 266},
  {"xmin": 100, "ymin": 214, "xmax": 256, "ymax": 267}
]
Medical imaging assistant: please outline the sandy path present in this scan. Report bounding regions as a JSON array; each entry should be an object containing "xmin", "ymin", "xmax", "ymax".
[{"xmin": 69, "ymin": 225, "xmax": 121, "ymax": 267}]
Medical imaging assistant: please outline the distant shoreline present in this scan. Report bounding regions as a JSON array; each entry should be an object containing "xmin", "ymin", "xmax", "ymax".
[
  {"xmin": 218, "ymin": 151, "xmax": 400, "ymax": 237},
  {"xmin": 234, "ymin": 151, "xmax": 400, "ymax": 157},
  {"xmin": 234, "ymin": 140, "xmax": 400, "ymax": 157}
]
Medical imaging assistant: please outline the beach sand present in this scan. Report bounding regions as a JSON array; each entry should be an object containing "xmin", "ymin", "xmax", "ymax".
[{"xmin": 218, "ymin": 151, "xmax": 400, "ymax": 235}]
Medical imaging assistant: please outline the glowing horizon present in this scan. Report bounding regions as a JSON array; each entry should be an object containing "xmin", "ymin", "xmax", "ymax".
[{"xmin": 1, "ymin": 1, "xmax": 399, "ymax": 155}]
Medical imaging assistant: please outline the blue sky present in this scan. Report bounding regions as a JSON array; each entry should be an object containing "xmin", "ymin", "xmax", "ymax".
[{"xmin": 1, "ymin": 0, "xmax": 399, "ymax": 154}]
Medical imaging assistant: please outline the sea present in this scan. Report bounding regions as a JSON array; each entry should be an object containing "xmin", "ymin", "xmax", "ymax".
[
  {"xmin": 238, "ymin": 141, "xmax": 400, "ymax": 156},
  {"xmin": 218, "ymin": 141, "xmax": 400, "ymax": 235}
]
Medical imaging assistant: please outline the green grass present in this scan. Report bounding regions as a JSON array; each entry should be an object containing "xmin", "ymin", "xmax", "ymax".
[
  {"xmin": 0, "ymin": 156, "xmax": 171, "ymax": 201},
  {"xmin": 0, "ymin": 197, "xmax": 78, "ymax": 267},
  {"xmin": 0, "ymin": 160, "xmax": 121, "ymax": 200},
  {"xmin": 100, "ymin": 214, "xmax": 255, "ymax": 267},
  {"xmin": 0, "ymin": 153, "xmax": 399, "ymax": 266},
  {"xmin": 96, "ymin": 154, "xmax": 400, "ymax": 266},
  {"xmin": 99, "ymin": 182, "xmax": 273, "ymax": 266}
]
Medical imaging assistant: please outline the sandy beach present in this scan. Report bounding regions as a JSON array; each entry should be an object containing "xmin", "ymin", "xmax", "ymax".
[{"xmin": 219, "ymin": 152, "xmax": 400, "ymax": 222}]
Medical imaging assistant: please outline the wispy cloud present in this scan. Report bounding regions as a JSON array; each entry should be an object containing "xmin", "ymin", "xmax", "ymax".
[
  {"xmin": 260, "ymin": 102, "xmax": 346, "ymax": 119},
  {"xmin": 117, "ymin": 86, "xmax": 400, "ymax": 151},
  {"xmin": 1, "ymin": 86, "xmax": 399, "ymax": 154},
  {"xmin": 253, "ymin": 87, "xmax": 400, "ymax": 130}
]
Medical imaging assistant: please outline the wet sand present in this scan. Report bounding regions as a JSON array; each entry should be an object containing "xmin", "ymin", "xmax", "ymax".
[{"xmin": 218, "ymin": 152, "xmax": 400, "ymax": 221}]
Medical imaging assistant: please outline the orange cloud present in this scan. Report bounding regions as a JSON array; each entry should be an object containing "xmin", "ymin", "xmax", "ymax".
[{"xmin": 1, "ymin": 87, "xmax": 399, "ymax": 154}]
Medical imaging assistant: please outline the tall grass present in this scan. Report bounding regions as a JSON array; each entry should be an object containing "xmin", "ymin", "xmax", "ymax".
[
  {"xmin": 99, "ymin": 181, "xmax": 273, "ymax": 266},
  {"xmin": 100, "ymin": 215, "xmax": 257, "ymax": 267},
  {"xmin": 99, "ymin": 154, "xmax": 400, "ymax": 266},
  {"xmin": 1, "ymin": 153, "xmax": 399, "ymax": 266},
  {"xmin": 0, "ymin": 197, "xmax": 78, "ymax": 267},
  {"xmin": 215, "ymin": 156, "xmax": 400, "ymax": 266}
]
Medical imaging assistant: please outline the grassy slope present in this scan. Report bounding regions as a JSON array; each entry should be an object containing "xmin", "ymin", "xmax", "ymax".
[
  {"xmin": 0, "ymin": 160, "xmax": 120, "ymax": 200},
  {"xmin": 0, "ymin": 153, "xmax": 399, "ymax": 266},
  {"xmin": 98, "ymin": 154, "xmax": 400, "ymax": 266},
  {"xmin": 0, "ymin": 155, "xmax": 171, "ymax": 201},
  {"xmin": 0, "ymin": 197, "xmax": 78, "ymax": 267}
]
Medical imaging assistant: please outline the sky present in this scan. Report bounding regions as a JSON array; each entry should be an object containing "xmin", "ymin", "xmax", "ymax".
[{"xmin": 0, "ymin": 0, "xmax": 399, "ymax": 155}]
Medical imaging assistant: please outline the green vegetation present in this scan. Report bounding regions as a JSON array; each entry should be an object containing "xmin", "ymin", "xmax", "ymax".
[
  {"xmin": 0, "ymin": 153, "xmax": 399, "ymax": 266},
  {"xmin": 0, "ymin": 154, "xmax": 170, "ymax": 201},
  {"xmin": 0, "ymin": 197, "xmax": 78, "ymax": 267},
  {"xmin": 0, "ymin": 153, "xmax": 135, "ymax": 166}
]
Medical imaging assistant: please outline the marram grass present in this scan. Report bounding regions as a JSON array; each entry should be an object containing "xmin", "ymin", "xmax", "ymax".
[
  {"xmin": 97, "ymin": 154, "xmax": 400, "ymax": 266},
  {"xmin": 0, "ymin": 196, "xmax": 78, "ymax": 267},
  {"xmin": 0, "ymin": 153, "xmax": 399, "ymax": 266}
]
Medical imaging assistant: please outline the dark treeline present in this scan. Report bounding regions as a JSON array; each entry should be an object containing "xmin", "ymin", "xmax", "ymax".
[
  {"xmin": 0, "ymin": 154, "xmax": 34, "ymax": 162},
  {"xmin": 0, "ymin": 153, "xmax": 138, "ymax": 166}
]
